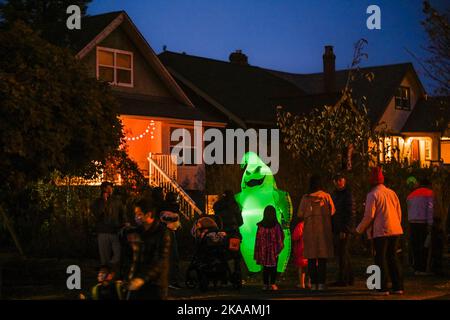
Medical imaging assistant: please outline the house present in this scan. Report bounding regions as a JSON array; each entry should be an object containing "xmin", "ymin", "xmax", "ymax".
[
  {"xmin": 402, "ymin": 96, "xmax": 450, "ymax": 165},
  {"xmin": 159, "ymin": 47, "xmax": 450, "ymax": 167},
  {"xmin": 69, "ymin": 11, "xmax": 227, "ymax": 216},
  {"xmin": 69, "ymin": 10, "xmax": 448, "ymax": 216}
]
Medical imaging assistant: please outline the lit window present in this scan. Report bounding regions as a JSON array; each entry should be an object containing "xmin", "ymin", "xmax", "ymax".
[
  {"xmin": 97, "ymin": 47, "xmax": 133, "ymax": 87},
  {"xmin": 425, "ymin": 140, "xmax": 431, "ymax": 160},
  {"xmin": 395, "ymin": 87, "xmax": 410, "ymax": 110}
]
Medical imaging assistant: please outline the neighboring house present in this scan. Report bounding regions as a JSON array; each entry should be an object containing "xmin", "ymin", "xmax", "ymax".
[
  {"xmin": 159, "ymin": 46, "xmax": 450, "ymax": 167},
  {"xmin": 402, "ymin": 96, "xmax": 450, "ymax": 165}
]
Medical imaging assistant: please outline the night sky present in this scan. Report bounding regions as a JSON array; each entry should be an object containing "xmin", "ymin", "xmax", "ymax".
[{"xmin": 88, "ymin": 0, "xmax": 448, "ymax": 92}]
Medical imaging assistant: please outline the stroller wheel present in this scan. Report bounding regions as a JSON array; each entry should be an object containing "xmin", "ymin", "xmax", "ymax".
[
  {"xmin": 231, "ymin": 273, "xmax": 242, "ymax": 290},
  {"xmin": 185, "ymin": 279, "xmax": 197, "ymax": 289},
  {"xmin": 185, "ymin": 268, "xmax": 198, "ymax": 289}
]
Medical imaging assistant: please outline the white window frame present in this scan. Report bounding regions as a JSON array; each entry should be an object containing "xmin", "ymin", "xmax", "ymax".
[
  {"xmin": 96, "ymin": 46, "xmax": 134, "ymax": 88},
  {"xmin": 169, "ymin": 126, "xmax": 200, "ymax": 167},
  {"xmin": 394, "ymin": 86, "xmax": 411, "ymax": 110}
]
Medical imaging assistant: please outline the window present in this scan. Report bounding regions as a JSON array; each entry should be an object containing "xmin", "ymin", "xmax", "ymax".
[
  {"xmin": 97, "ymin": 47, "xmax": 133, "ymax": 87},
  {"xmin": 441, "ymin": 140, "xmax": 450, "ymax": 164},
  {"xmin": 424, "ymin": 140, "xmax": 431, "ymax": 160},
  {"xmin": 395, "ymin": 87, "xmax": 410, "ymax": 110},
  {"xmin": 169, "ymin": 127, "xmax": 198, "ymax": 166}
]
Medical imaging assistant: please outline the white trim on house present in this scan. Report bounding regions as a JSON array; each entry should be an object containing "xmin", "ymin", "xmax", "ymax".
[
  {"xmin": 76, "ymin": 12, "xmax": 196, "ymax": 109},
  {"xmin": 76, "ymin": 14, "xmax": 124, "ymax": 60},
  {"xmin": 96, "ymin": 46, "xmax": 134, "ymax": 88},
  {"xmin": 166, "ymin": 67, "xmax": 247, "ymax": 129}
]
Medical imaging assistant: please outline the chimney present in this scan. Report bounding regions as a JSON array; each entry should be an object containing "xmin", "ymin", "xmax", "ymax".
[
  {"xmin": 229, "ymin": 49, "xmax": 249, "ymax": 65},
  {"xmin": 323, "ymin": 45, "xmax": 336, "ymax": 93}
]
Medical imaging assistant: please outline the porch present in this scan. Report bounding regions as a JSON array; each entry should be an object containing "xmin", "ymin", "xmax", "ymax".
[
  {"xmin": 377, "ymin": 134, "xmax": 445, "ymax": 167},
  {"xmin": 121, "ymin": 115, "xmax": 206, "ymax": 219}
]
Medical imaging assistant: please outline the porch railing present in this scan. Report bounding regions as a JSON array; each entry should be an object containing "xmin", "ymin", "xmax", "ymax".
[
  {"xmin": 150, "ymin": 153, "xmax": 178, "ymax": 181},
  {"xmin": 148, "ymin": 153, "xmax": 202, "ymax": 220}
]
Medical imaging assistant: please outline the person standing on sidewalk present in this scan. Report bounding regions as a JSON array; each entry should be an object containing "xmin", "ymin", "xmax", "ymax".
[
  {"xmin": 297, "ymin": 175, "xmax": 335, "ymax": 291},
  {"xmin": 91, "ymin": 181, "xmax": 127, "ymax": 274},
  {"xmin": 254, "ymin": 206, "xmax": 284, "ymax": 291},
  {"xmin": 331, "ymin": 172, "xmax": 355, "ymax": 287},
  {"xmin": 406, "ymin": 176, "xmax": 434, "ymax": 275},
  {"xmin": 356, "ymin": 167, "xmax": 404, "ymax": 296},
  {"xmin": 213, "ymin": 190, "xmax": 244, "ymax": 283},
  {"xmin": 160, "ymin": 192, "xmax": 182, "ymax": 289}
]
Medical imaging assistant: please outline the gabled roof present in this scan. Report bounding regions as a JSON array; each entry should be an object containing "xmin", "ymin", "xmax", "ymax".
[
  {"xmin": 158, "ymin": 51, "xmax": 305, "ymax": 126},
  {"xmin": 68, "ymin": 11, "xmax": 123, "ymax": 53},
  {"xmin": 269, "ymin": 63, "xmax": 421, "ymax": 124},
  {"xmin": 68, "ymin": 11, "xmax": 195, "ymax": 110},
  {"xmin": 159, "ymin": 50, "xmax": 424, "ymax": 126},
  {"xmin": 402, "ymin": 96, "xmax": 450, "ymax": 133},
  {"xmin": 270, "ymin": 92, "xmax": 341, "ymax": 116}
]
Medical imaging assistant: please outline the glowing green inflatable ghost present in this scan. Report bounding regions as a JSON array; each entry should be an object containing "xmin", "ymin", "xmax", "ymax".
[{"xmin": 235, "ymin": 152, "xmax": 292, "ymax": 273}]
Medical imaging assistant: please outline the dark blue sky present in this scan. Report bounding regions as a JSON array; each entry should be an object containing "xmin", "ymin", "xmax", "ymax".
[{"xmin": 88, "ymin": 0, "xmax": 447, "ymax": 92}]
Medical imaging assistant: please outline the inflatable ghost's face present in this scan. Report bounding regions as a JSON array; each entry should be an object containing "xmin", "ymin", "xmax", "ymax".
[{"xmin": 240, "ymin": 152, "xmax": 276, "ymax": 191}]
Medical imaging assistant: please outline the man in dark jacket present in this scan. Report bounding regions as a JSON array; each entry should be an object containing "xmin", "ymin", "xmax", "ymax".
[
  {"xmin": 127, "ymin": 198, "xmax": 172, "ymax": 300},
  {"xmin": 91, "ymin": 182, "xmax": 127, "ymax": 273},
  {"xmin": 331, "ymin": 173, "xmax": 355, "ymax": 286},
  {"xmin": 160, "ymin": 192, "xmax": 182, "ymax": 289},
  {"xmin": 213, "ymin": 190, "xmax": 243, "ymax": 234},
  {"xmin": 213, "ymin": 190, "xmax": 243, "ymax": 285}
]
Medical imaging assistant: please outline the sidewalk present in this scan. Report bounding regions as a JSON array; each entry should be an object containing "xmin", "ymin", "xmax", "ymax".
[
  {"xmin": 1, "ymin": 252, "xmax": 449, "ymax": 300},
  {"xmin": 169, "ymin": 278, "xmax": 450, "ymax": 300}
]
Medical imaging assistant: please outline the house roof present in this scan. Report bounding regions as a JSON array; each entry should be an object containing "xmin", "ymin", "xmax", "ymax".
[
  {"xmin": 270, "ymin": 92, "xmax": 341, "ymax": 116},
  {"xmin": 113, "ymin": 92, "xmax": 225, "ymax": 123},
  {"xmin": 68, "ymin": 11, "xmax": 123, "ymax": 53},
  {"xmin": 262, "ymin": 63, "xmax": 420, "ymax": 124},
  {"xmin": 158, "ymin": 51, "xmax": 305, "ymax": 126},
  {"xmin": 68, "ymin": 11, "xmax": 200, "ymax": 112},
  {"xmin": 402, "ymin": 96, "xmax": 450, "ymax": 133},
  {"xmin": 159, "ymin": 50, "xmax": 422, "ymax": 126}
]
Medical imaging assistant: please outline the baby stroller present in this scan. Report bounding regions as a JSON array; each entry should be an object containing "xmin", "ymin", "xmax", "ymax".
[{"xmin": 185, "ymin": 216, "xmax": 241, "ymax": 291}]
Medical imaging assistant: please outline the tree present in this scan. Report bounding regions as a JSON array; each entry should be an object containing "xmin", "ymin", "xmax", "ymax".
[
  {"xmin": 0, "ymin": 21, "xmax": 123, "ymax": 188},
  {"xmin": 103, "ymin": 149, "xmax": 147, "ymax": 190},
  {"xmin": 276, "ymin": 39, "xmax": 381, "ymax": 178},
  {"xmin": 0, "ymin": 22, "xmax": 123, "ymax": 253},
  {"xmin": 0, "ymin": 0, "xmax": 91, "ymax": 47},
  {"xmin": 409, "ymin": 1, "xmax": 450, "ymax": 95}
]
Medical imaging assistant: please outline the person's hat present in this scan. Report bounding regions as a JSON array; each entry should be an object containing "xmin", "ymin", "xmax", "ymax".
[
  {"xmin": 369, "ymin": 166, "xmax": 384, "ymax": 185},
  {"xmin": 333, "ymin": 172, "xmax": 345, "ymax": 181},
  {"xmin": 197, "ymin": 217, "xmax": 218, "ymax": 229},
  {"xmin": 406, "ymin": 176, "xmax": 419, "ymax": 188}
]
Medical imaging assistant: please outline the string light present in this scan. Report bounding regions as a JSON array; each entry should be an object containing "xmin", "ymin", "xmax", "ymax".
[{"xmin": 126, "ymin": 120, "xmax": 156, "ymax": 142}]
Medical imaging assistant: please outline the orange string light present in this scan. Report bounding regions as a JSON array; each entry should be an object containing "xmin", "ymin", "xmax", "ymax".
[{"xmin": 125, "ymin": 120, "xmax": 156, "ymax": 141}]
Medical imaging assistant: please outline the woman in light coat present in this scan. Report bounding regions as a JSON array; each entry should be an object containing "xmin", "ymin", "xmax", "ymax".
[{"xmin": 297, "ymin": 175, "xmax": 335, "ymax": 291}]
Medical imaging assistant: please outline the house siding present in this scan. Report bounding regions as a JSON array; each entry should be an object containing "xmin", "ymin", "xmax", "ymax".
[
  {"xmin": 82, "ymin": 26, "xmax": 172, "ymax": 98},
  {"xmin": 377, "ymin": 71, "xmax": 423, "ymax": 133}
]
